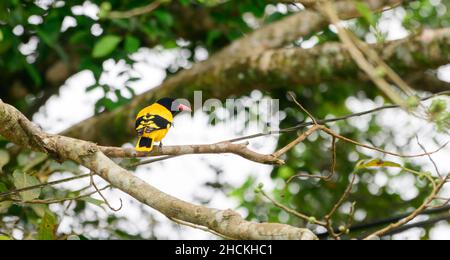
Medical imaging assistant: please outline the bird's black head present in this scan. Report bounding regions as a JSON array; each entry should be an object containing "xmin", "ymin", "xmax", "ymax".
[{"xmin": 157, "ymin": 97, "xmax": 191, "ymax": 116}]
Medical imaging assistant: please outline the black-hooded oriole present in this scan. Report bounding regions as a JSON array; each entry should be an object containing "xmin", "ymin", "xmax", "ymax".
[{"xmin": 135, "ymin": 98, "xmax": 191, "ymax": 152}]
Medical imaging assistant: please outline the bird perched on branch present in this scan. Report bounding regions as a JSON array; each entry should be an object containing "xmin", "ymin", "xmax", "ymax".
[{"xmin": 135, "ymin": 98, "xmax": 191, "ymax": 152}]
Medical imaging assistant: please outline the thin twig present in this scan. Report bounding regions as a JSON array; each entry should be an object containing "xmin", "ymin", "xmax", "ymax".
[
  {"xmin": 325, "ymin": 173, "xmax": 357, "ymax": 239},
  {"xmin": 0, "ymin": 173, "xmax": 91, "ymax": 199},
  {"xmin": 260, "ymin": 189, "xmax": 327, "ymax": 226},
  {"xmin": 273, "ymin": 125, "xmax": 320, "ymax": 158},
  {"xmin": 128, "ymin": 155, "xmax": 180, "ymax": 168},
  {"xmin": 416, "ymin": 135, "xmax": 442, "ymax": 178},
  {"xmin": 90, "ymin": 173, "xmax": 122, "ymax": 212},
  {"xmin": 288, "ymin": 91, "xmax": 318, "ymax": 124},
  {"xmin": 285, "ymin": 137, "xmax": 337, "ymax": 184},
  {"xmin": 7, "ymin": 185, "xmax": 111, "ymax": 205},
  {"xmin": 320, "ymin": 126, "xmax": 448, "ymax": 158}
]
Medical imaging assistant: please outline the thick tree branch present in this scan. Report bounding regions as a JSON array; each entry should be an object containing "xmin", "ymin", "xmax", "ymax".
[
  {"xmin": 0, "ymin": 99, "xmax": 316, "ymax": 240},
  {"xmin": 233, "ymin": 28, "xmax": 449, "ymax": 92}
]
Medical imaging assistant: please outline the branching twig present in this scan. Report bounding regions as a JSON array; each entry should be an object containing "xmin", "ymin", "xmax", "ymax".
[
  {"xmin": 285, "ymin": 136, "xmax": 337, "ymax": 183},
  {"xmin": 272, "ymin": 125, "xmax": 320, "ymax": 158},
  {"xmin": 260, "ymin": 189, "xmax": 327, "ymax": 227},
  {"xmin": 288, "ymin": 91, "xmax": 318, "ymax": 124},
  {"xmin": 90, "ymin": 172, "xmax": 122, "ymax": 212},
  {"xmin": 416, "ymin": 135, "xmax": 442, "ymax": 178},
  {"xmin": 324, "ymin": 173, "xmax": 357, "ymax": 239}
]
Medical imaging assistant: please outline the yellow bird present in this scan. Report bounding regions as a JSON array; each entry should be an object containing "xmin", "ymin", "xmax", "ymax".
[{"xmin": 135, "ymin": 98, "xmax": 191, "ymax": 152}]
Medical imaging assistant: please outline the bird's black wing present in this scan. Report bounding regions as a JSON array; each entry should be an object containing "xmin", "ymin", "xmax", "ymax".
[{"xmin": 135, "ymin": 115, "xmax": 171, "ymax": 136}]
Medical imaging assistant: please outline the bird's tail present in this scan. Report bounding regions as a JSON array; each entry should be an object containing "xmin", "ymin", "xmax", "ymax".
[{"xmin": 136, "ymin": 137, "xmax": 154, "ymax": 152}]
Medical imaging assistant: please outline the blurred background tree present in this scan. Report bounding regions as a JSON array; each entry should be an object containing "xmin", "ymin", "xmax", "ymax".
[{"xmin": 0, "ymin": 0, "xmax": 449, "ymax": 240}]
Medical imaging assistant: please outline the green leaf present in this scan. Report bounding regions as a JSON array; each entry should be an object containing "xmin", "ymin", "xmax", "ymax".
[
  {"xmin": 92, "ymin": 35, "xmax": 122, "ymax": 58},
  {"xmin": 278, "ymin": 166, "xmax": 294, "ymax": 179},
  {"xmin": 0, "ymin": 29, "xmax": 3, "ymax": 42},
  {"xmin": 67, "ymin": 235, "xmax": 81, "ymax": 240},
  {"xmin": 154, "ymin": 10, "xmax": 174, "ymax": 27},
  {"xmin": 37, "ymin": 212, "xmax": 57, "ymax": 240},
  {"xmin": 48, "ymin": 160, "xmax": 82, "ymax": 175},
  {"xmin": 124, "ymin": 36, "xmax": 140, "ymax": 54},
  {"xmin": 95, "ymin": 97, "xmax": 119, "ymax": 113},
  {"xmin": 0, "ymin": 235, "xmax": 12, "ymax": 240},
  {"xmin": 81, "ymin": 197, "xmax": 105, "ymax": 208},
  {"xmin": 24, "ymin": 63, "xmax": 42, "ymax": 86},
  {"xmin": 98, "ymin": 2, "xmax": 112, "ymax": 19},
  {"xmin": 406, "ymin": 95, "xmax": 420, "ymax": 109},
  {"xmin": 31, "ymin": 204, "xmax": 47, "ymax": 218},
  {"xmin": 23, "ymin": 153, "xmax": 48, "ymax": 172},
  {"xmin": 358, "ymin": 159, "xmax": 401, "ymax": 169},
  {"xmin": 0, "ymin": 182, "xmax": 7, "ymax": 192},
  {"xmin": 13, "ymin": 170, "xmax": 41, "ymax": 201},
  {"xmin": 179, "ymin": 0, "xmax": 190, "ymax": 5},
  {"xmin": 207, "ymin": 30, "xmax": 222, "ymax": 46},
  {"xmin": 0, "ymin": 149, "xmax": 10, "ymax": 171},
  {"xmin": 0, "ymin": 201, "xmax": 12, "ymax": 214},
  {"xmin": 69, "ymin": 31, "xmax": 90, "ymax": 44},
  {"xmin": 429, "ymin": 99, "xmax": 447, "ymax": 115},
  {"xmin": 354, "ymin": 1, "xmax": 376, "ymax": 27}
]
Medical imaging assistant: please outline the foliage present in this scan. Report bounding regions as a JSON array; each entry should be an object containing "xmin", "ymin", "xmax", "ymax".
[{"xmin": 0, "ymin": 0, "xmax": 449, "ymax": 240}]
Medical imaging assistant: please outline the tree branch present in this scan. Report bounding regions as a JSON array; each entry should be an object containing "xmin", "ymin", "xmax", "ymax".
[
  {"xmin": 100, "ymin": 142, "xmax": 284, "ymax": 165},
  {"xmin": 0, "ymin": 99, "xmax": 317, "ymax": 240},
  {"xmin": 317, "ymin": 204, "xmax": 450, "ymax": 238},
  {"xmin": 382, "ymin": 213, "xmax": 450, "ymax": 237}
]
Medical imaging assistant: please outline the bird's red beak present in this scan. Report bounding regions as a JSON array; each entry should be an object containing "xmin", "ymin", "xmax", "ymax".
[{"xmin": 177, "ymin": 104, "xmax": 192, "ymax": 112}]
